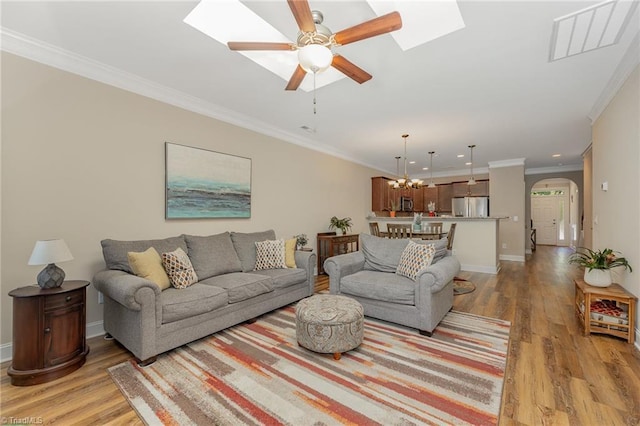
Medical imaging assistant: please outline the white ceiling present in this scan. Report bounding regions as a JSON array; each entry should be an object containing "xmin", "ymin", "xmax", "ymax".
[{"xmin": 2, "ymin": 1, "xmax": 638, "ymax": 178}]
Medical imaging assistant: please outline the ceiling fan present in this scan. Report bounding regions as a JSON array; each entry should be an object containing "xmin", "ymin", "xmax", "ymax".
[{"xmin": 227, "ymin": 0, "xmax": 402, "ymax": 91}]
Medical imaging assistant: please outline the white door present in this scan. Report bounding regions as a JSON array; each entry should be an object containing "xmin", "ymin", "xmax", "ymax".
[{"xmin": 532, "ymin": 197, "xmax": 558, "ymax": 245}]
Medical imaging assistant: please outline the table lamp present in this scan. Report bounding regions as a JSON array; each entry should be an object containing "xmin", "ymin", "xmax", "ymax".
[{"xmin": 28, "ymin": 239, "xmax": 74, "ymax": 288}]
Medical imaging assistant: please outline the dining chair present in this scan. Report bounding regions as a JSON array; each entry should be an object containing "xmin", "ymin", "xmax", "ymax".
[
  {"xmin": 446, "ymin": 223, "xmax": 457, "ymax": 250},
  {"xmin": 387, "ymin": 224, "xmax": 412, "ymax": 239},
  {"xmin": 422, "ymin": 222, "xmax": 443, "ymax": 240},
  {"xmin": 369, "ymin": 222, "xmax": 381, "ymax": 237}
]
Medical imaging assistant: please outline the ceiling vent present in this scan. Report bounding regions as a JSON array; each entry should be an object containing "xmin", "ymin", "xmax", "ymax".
[{"xmin": 549, "ymin": 0, "xmax": 639, "ymax": 62}]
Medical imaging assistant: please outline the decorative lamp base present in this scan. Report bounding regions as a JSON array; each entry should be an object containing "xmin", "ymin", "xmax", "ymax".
[
  {"xmin": 584, "ymin": 268, "xmax": 612, "ymax": 287},
  {"xmin": 37, "ymin": 263, "xmax": 65, "ymax": 288}
]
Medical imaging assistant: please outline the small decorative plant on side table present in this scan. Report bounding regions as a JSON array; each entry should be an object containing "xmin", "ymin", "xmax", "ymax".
[
  {"xmin": 569, "ymin": 247, "xmax": 633, "ymax": 287},
  {"xmin": 294, "ymin": 234, "xmax": 308, "ymax": 250},
  {"xmin": 329, "ymin": 217, "xmax": 353, "ymax": 235}
]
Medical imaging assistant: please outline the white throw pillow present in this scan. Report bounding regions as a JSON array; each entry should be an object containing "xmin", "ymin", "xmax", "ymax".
[{"xmin": 254, "ymin": 239, "xmax": 286, "ymax": 270}]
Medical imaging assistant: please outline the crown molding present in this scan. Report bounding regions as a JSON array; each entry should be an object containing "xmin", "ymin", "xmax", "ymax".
[
  {"xmin": 488, "ymin": 158, "xmax": 526, "ymax": 168},
  {"xmin": 524, "ymin": 163, "xmax": 583, "ymax": 175},
  {"xmin": 0, "ymin": 28, "xmax": 385, "ymax": 172},
  {"xmin": 588, "ymin": 31, "xmax": 640, "ymax": 123}
]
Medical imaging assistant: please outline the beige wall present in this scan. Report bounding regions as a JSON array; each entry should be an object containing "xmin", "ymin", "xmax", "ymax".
[
  {"xmin": 0, "ymin": 53, "xmax": 382, "ymax": 347},
  {"xmin": 591, "ymin": 65, "xmax": 639, "ymax": 334},
  {"xmin": 489, "ymin": 164, "xmax": 525, "ymax": 260}
]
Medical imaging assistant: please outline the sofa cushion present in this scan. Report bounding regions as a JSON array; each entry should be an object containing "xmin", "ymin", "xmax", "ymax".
[
  {"xmin": 102, "ymin": 236, "xmax": 187, "ymax": 273},
  {"xmin": 431, "ymin": 237, "xmax": 449, "ymax": 262},
  {"xmin": 162, "ymin": 248, "xmax": 199, "ymax": 289},
  {"xmin": 184, "ymin": 233, "xmax": 242, "ymax": 280},
  {"xmin": 200, "ymin": 272, "xmax": 274, "ymax": 303},
  {"xmin": 127, "ymin": 247, "xmax": 171, "ymax": 290},
  {"xmin": 340, "ymin": 271, "xmax": 415, "ymax": 305},
  {"xmin": 250, "ymin": 268, "xmax": 306, "ymax": 289},
  {"xmin": 160, "ymin": 283, "xmax": 228, "ymax": 324},
  {"xmin": 361, "ymin": 233, "xmax": 410, "ymax": 272},
  {"xmin": 230, "ymin": 230, "xmax": 276, "ymax": 272},
  {"xmin": 396, "ymin": 241, "xmax": 436, "ymax": 280},
  {"xmin": 255, "ymin": 239, "xmax": 286, "ymax": 270}
]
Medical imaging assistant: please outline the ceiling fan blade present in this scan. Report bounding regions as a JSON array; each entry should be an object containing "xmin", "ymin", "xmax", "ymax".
[
  {"xmin": 333, "ymin": 12, "xmax": 402, "ymax": 46},
  {"xmin": 287, "ymin": 0, "xmax": 316, "ymax": 33},
  {"xmin": 332, "ymin": 55, "xmax": 372, "ymax": 84},
  {"xmin": 285, "ymin": 65, "xmax": 307, "ymax": 91},
  {"xmin": 227, "ymin": 42, "xmax": 294, "ymax": 51}
]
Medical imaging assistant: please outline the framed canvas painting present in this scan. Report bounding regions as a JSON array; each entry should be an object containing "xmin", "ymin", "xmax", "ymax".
[{"xmin": 165, "ymin": 142, "xmax": 251, "ymax": 219}]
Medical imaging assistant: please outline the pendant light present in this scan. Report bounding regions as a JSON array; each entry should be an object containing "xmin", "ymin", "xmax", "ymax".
[
  {"xmin": 427, "ymin": 151, "xmax": 436, "ymax": 188},
  {"xmin": 467, "ymin": 144, "xmax": 477, "ymax": 185}
]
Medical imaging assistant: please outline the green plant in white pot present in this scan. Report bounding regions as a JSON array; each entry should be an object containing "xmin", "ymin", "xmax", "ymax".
[
  {"xmin": 569, "ymin": 247, "xmax": 632, "ymax": 287},
  {"xmin": 329, "ymin": 216, "xmax": 353, "ymax": 235}
]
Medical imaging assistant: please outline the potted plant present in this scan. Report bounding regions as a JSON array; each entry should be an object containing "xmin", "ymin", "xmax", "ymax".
[
  {"xmin": 329, "ymin": 216, "xmax": 353, "ymax": 235},
  {"xmin": 389, "ymin": 200, "xmax": 399, "ymax": 218},
  {"xmin": 569, "ymin": 247, "xmax": 633, "ymax": 287},
  {"xmin": 294, "ymin": 234, "xmax": 308, "ymax": 250}
]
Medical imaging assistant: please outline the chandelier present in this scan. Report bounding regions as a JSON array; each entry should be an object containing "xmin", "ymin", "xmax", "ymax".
[{"xmin": 388, "ymin": 134, "xmax": 423, "ymax": 189}]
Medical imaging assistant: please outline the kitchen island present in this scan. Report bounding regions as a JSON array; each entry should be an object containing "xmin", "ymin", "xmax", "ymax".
[{"xmin": 368, "ymin": 216, "xmax": 505, "ymax": 274}]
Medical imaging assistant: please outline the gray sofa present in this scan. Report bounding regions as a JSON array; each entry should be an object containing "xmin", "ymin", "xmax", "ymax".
[
  {"xmin": 93, "ymin": 230, "xmax": 315, "ymax": 364},
  {"xmin": 324, "ymin": 234, "xmax": 460, "ymax": 336}
]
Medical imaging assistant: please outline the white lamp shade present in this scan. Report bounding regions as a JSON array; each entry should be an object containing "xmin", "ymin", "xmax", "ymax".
[
  {"xmin": 28, "ymin": 239, "xmax": 74, "ymax": 265},
  {"xmin": 297, "ymin": 44, "xmax": 333, "ymax": 73}
]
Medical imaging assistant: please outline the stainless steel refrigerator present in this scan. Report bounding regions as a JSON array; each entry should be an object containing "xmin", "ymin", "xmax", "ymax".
[{"xmin": 452, "ymin": 197, "xmax": 490, "ymax": 217}]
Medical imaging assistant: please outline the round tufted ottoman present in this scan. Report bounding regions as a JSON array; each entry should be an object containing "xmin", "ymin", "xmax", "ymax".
[{"xmin": 296, "ymin": 294, "xmax": 364, "ymax": 360}]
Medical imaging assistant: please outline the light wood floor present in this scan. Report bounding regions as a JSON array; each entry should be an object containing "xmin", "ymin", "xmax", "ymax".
[{"xmin": 2, "ymin": 246, "xmax": 639, "ymax": 425}]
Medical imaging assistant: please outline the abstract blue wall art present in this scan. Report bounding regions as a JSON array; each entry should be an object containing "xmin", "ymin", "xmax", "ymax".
[{"xmin": 165, "ymin": 143, "xmax": 251, "ymax": 219}]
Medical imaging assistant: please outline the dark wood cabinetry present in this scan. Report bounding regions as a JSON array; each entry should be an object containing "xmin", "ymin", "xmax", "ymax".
[
  {"xmin": 8, "ymin": 280, "xmax": 90, "ymax": 386},
  {"xmin": 371, "ymin": 177, "xmax": 391, "ymax": 211},
  {"xmin": 317, "ymin": 234, "xmax": 359, "ymax": 275},
  {"xmin": 437, "ymin": 184, "xmax": 453, "ymax": 213},
  {"xmin": 422, "ymin": 186, "xmax": 438, "ymax": 212},
  {"xmin": 452, "ymin": 180, "xmax": 489, "ymax": 197}
]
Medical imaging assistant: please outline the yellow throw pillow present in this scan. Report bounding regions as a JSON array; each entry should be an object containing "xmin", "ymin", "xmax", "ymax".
[
  {"xmin": 285, "ymin": 238, "xmax": 297, "ymax": 268},
  {"xmin": 127, "ymin": 247, "xmax": 171, "ymax": 290}
]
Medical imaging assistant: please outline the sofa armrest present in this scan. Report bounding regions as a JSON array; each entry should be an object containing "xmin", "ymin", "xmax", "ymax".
[
  {"xmin": 295, "ymin": 250, "xmax": 317, "ymax": 294},
  {"xmin": 323, "ymin": 251, "xmax": 365, "ymax": 294},
  {"xmin": 417, "ymin": 256, "xmax": 461, "ymax": 293},
  {"xmin": 93, "ymin": 269, "xmax": 161, "ymax": 311}
]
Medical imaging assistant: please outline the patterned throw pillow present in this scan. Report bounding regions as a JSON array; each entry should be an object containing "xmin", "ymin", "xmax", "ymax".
[
  {"xmin": 396, "ymin": 241, "xmax": 436, "ymax": 281},
  {"xmin": 162, "ymin": 247, "xmax": 199, "ymax": 289},
  {"xmin": 254, "ymin": 239, "xmax": 286, "ymax": 270}
]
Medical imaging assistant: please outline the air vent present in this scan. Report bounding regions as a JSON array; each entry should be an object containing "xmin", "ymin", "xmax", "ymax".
[{"xmin": 549, "ymin": 0, "xmax": 639, "ymax": 62}]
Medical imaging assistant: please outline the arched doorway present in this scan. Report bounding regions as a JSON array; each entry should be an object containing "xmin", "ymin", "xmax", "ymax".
[{"xmin": 530, "ymin": 178, "xmax": 580, "ymax": 248}]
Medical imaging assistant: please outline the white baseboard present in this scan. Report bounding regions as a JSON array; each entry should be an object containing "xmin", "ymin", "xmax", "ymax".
[
  {"xmin": 0, "ymin": 321, "xmax": 105, "ymax": 363},
  {"xmin": 500, "ymin": 255, "xmax": 525, "ymax": 262},
  {"xmin": 460, "ymin": 264, "xmax": 500, "ymax": 274}
]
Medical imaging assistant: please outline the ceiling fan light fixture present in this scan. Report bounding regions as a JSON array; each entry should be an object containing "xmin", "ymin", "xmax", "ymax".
[{"xmin": 298, "ymin": 44, "xmax": 333, "ymax": 73}]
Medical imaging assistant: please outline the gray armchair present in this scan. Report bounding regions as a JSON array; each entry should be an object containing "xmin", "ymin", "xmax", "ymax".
[{"xmin": 323, "ymin": 234, "xmax": 460, "ymax": 336}]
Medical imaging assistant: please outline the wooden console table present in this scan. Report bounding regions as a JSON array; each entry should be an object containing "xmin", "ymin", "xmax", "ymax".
[
  {"xmin": 574, "ymin": 279, "xmax": 636, "ymax": 344},
  {"xmin": 317, "ymin": 233, "xmax": 359, "ymax": 275}
]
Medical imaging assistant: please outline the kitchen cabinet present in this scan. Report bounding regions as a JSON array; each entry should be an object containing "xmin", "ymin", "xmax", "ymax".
[
  {"xmin": 371, "ymin": 177, "xmax": 391, "ymax": 211},
  {"xmin": 412, "ymin": 187, "xmax": 424, "ymax": 212},
  {"xmin": 437, "ymin": 184, "xmax": 453, "ymax": 213},
  {"xmin": 422, "ymin": 187, "xmax": 438, "ymax": 212},
  {"xmin": 453, "ymin": 180, "xmax": 489, "ymax": 197}
]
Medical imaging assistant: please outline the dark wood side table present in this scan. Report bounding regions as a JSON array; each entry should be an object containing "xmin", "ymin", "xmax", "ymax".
[
  {"xmin": 574, "ymin": 279, "xmax": 636, "ymax": 344},
  {"xmin": 8, "ymin": 280, "xmax": 90, "ymax": 386},
  {"xmin": 317, "ymin": 234, "xmax": 359, "ymax": 275}
]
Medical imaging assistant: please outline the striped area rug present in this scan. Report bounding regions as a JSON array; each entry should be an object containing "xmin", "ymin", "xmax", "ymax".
[{"xmin": 109, "ymin": 307, "xmax": 510, "ymax": 425}]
